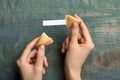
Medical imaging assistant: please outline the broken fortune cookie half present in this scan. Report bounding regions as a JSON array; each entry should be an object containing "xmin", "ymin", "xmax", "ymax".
[
  {"xmin": 36, "ymin": 32, "xmax": 54, "ymax": 48},
  {"xmin": 65, "ymin": 15, "xmax": 82, "ymax": 29}
]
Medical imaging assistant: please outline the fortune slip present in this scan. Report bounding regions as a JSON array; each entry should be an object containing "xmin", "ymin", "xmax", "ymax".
[{"xmin": 43, "ymin": 19, "xmax": 66, "ymax": 26}]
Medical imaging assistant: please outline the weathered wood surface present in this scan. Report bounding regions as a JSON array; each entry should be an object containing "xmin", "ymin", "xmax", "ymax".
[{"xmin": 0, "ymin": 0, "xmax": 120, "ymax": 80}]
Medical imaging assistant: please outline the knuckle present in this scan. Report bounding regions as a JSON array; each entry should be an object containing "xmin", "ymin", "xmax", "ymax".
[
  {"xmin": 16, "ymin": 59, "xmax": 21, "ymax": 66},
  {"xmin": 91, "ymin": 43, "xmax": 94, "ymax": 49},
  {"xmin": 71, "ymin": 32, "xmax": 79, "ymax": 38},
  {"xmin": 86, "ymin": 42, "xmax": 94, "ymax": 50},
  {"xmin": 16, "ymin": 58, "xmax": 24, "ymax": 67},
  {"xmin": 16, "ymin": 60, "xmax": 19, "ymax": 65}
]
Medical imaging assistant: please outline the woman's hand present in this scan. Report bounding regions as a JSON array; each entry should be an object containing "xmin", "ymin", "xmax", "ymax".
[
  {"xmin": 61, "ymin": 14, "xmax": 94, "ymax": 80},
  {"xmin": 17, "ymin": 38, "xmax": 48, "ymax": 80}
]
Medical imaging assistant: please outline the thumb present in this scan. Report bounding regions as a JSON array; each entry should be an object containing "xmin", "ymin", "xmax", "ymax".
[
  {"xmin": 35, "ymin": 45, "xmax": 45, "ymax": 68},
  {"xmin": 70, "ymin": 22, "xmax": 79, "ymax": 44}
]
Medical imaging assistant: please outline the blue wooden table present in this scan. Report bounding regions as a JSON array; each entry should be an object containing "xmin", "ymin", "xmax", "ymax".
[{"xmin": 0, "ymin": 0, "xmax": 120, "ymax": 80}]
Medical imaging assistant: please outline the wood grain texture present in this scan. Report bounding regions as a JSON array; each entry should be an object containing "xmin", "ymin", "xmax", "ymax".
[{"xmin": 0, "ymin": 0, "xmax": 120, "ymax": 80}]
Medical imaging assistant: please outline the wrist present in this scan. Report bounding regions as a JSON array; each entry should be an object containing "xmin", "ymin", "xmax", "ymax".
[{"xmin": 64, "ymin": 66, "xmax": 82, "ymax": 80}]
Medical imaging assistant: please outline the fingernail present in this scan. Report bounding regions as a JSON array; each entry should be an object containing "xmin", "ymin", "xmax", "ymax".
[
  {"xmin": 61, "ymin": 49, "xmax": 64, "ymax": 53},
  {"xmin": 72, "ymin": 22, "xmax": 78, "ymax": 28},
  {"xmin": 39, "ymin": 45, "xmax": 45, "ymax": 49},
  {"xmin": 74, "ymin": 13, "xmax": 77, "ymax": 16}
]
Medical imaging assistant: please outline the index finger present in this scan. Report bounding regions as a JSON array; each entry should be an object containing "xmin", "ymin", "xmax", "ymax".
[
  {"xmin": 21, "ymin": 37, "xmax": 39, "ymax": 59},
  {"xmin": 74, "ymin": 14, "xmax": 92, "ymax": 42}
]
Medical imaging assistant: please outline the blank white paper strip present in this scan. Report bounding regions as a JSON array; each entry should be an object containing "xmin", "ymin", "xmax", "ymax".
[{"xmin": 43, "ymin": 19, "xmax": 66, "ymax": 26}]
